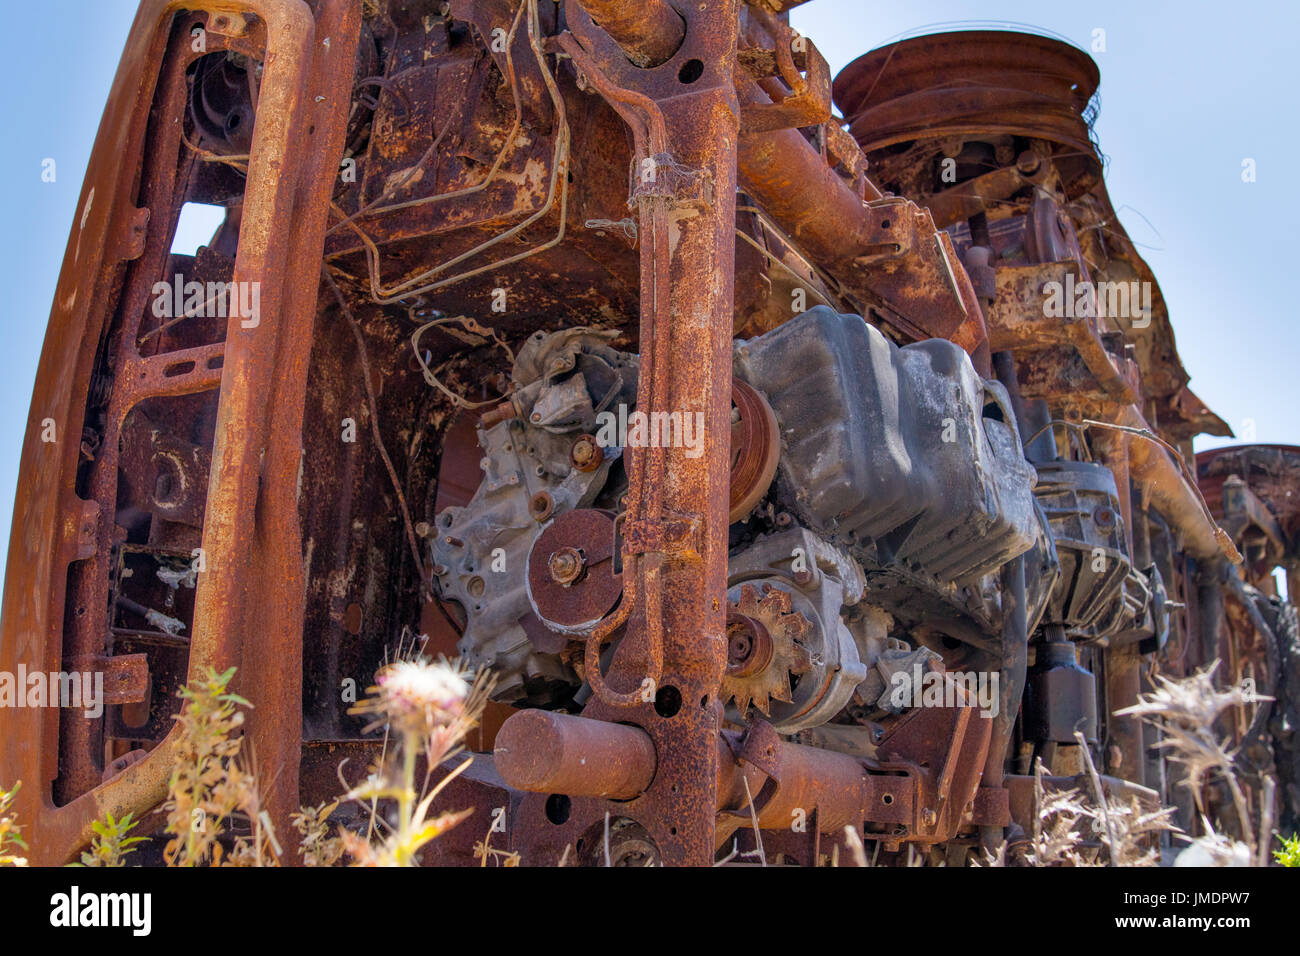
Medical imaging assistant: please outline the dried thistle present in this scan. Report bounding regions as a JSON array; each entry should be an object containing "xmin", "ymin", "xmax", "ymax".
[
  {"xmin": 974, "ymin": 841, "xmax": 1008, "ymax": 867},
  {"xmin": 1024, "ymin": 758, "xmax": 1094, "ymax": 867},
  {"xmin": 344, "ymin": 651, "xmax": 493, "ymax": 866},
  {"xmin": 1116, "ymin": 661, "xmax": 1269, "ymax": 853},
  {"xmin": 1174, "ymin": 816, "xmax": 1252, "ymax": 866},
  {"xmin": 1097, "ymin": 795, "xmax": 1180, "ymax": 866},
  {"xmin": 0, "ymin": 782, "xmax": 27, "ymax": 867}
]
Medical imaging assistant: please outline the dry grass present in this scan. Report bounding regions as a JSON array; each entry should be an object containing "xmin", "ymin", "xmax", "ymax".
[{"xmin": 161, "ymin": 665, "xmax": 280, "ymax": 866}]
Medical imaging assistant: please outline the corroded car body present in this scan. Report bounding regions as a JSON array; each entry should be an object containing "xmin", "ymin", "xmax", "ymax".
[{"xmin": 2, "ymin": 0, "xmax": 1295, "ymax": 865}]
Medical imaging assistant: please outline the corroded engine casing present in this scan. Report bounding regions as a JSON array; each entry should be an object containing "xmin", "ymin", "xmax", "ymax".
[{"xmin": 735, "ymin": 306, "xmax": 1041, "ymax": 583}]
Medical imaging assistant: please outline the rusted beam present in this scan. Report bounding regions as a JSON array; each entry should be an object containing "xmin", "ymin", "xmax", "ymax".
[{"xmin": 572, "ymin": 0, "xmax": 685, "ymax": 67}]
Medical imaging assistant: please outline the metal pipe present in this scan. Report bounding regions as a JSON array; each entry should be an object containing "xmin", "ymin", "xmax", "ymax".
[
  {"xmin": 983, "ymin": 554, "xmax": 1027, "ymax": 788},
  {"xmin": 494, "ymin": 709, "xmax": 656, "ymax": 799},
  {"xmin": 572, "ymin": 0, "xmax": 685, "ymax": 68},
  {"xmin": 1113, "ymin": 404, "xmax": 1227, "ymax": 561},
  {"xmin": 1106, "ymin": 647, "xmax": 1144, "ymax": 784},
  {"xmin": 716, "ymin": 732, "xmax": 873, "ymax": 832},
  {"xmin": 496, "ymin": 710, "xmax": 875, "ymax": 833},
  {"xmin": 735, "ymin": 77, "xmax": 876, "ymax": 270}
]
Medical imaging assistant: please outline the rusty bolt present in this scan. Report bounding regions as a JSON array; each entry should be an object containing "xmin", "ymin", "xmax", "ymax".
[
  {"xmin": 920, "ymin": 807, "xmax": 938, "ymax": 828},
  {"xmin": 1016, "ymin": 149, "xmax": 1042, "ymax": 175},
  {"xmin": 548, "ymin": 547, "xmax": 586, "ymax": 587},
  {"xmin": 529, "ymin": 491, "xmax": 555, "ymax": 522},
  {"xmin": 570, "ymin": 434, "xmax": 604, "ymax": 473}
]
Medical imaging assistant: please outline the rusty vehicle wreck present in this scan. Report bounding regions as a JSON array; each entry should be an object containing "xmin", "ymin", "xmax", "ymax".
[{"xmin": 2, "ymin": 0, "xmax": 1297, "ymax": 867}]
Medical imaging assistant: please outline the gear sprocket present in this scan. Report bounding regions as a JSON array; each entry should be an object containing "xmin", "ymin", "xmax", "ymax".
[{"xmin": 722, "ymin": 583, "xmax": 814, "ymax": 717}]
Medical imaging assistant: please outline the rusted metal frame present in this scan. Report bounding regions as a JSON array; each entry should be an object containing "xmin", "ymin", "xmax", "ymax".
[
  {"xmin": 732, "ymin": 77, "xmax": 988, "ymax": 362},
  {"xmin": 922, "ymin": 159, "xmax": 1044, "ymax": 230},
  {"xmin": 1222, "ymin": 574, "xmax": 1279, "ymax": 760},
  {"xmin": 736, "ymin": 7, "xmax": 832, "ymax": 134},
  {"xmin": 57, "ymin": 20, "xmax": 208, "ymax": 805},
  {"xmin": 0, "ymin": 0, "xmax": 317, "ymax": 865},
  {"xmin": 2, "ymin": 4, "xmax": 218, "ymax": 856},
  {"xmin": 237, "ymin": 0, "xmax": 364, "ymax": 860},
  {"xmin": 1217, "ymin": 477, "xmax": 1287, "ymax": 562},
  {"xmin": 987, "ymin": 260, "xmax": 1140, "ymax": 408},
  {"xmin": 505, "ymin": 0, "xmax": 738, "ymax": 866},
  {"xmin": 554, "ymin": 34, "xmax": 667, "ymax": 704}
]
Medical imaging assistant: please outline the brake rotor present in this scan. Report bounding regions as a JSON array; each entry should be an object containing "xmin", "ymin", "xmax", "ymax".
[
  {"xmin": 729, "ymin": 379, "xmax": 781, "ymax": 524},
  {"xmin": 722, "ymin": 582, "xmax": 814, "ymax": 717},
  {"xmin": 527, "ymin": 509, "xmax": 623, "ymax": 634}
]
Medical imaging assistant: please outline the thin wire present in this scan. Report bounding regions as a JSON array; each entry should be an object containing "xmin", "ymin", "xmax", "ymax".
[
  {"xmin": 410, "ymin": 315, "xmax": 514, "ymax": 409},
  {"xmin": 328, "ymin": 0, "xmax": 571, "ymax": 304}
]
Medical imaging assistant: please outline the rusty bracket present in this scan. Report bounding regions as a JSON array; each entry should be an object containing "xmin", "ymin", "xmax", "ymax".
[
  {"xmin": 824, "ymin": 121, "xmax": 869, "ymax": 196},
  {"xmin": 64, "ymin": 653, "xmax": 150, "ymax": 706},
  {"xmin": 66, "ymin": 499, "xmax": 102, "ymax": 562},
  {"xmin": 728, "ymin": 718, "xmax": 783, "ymax": 816},
  {"xmin": 622, "ymin": 513, "xmax": 704, "ymax": 558},
  {"xmin": 856, "ymin": 196, "xmax": 929, "ymax": 262},
  {"xmin": 737, "ymin": 10, "xmax": 831, "ymax": 132}
]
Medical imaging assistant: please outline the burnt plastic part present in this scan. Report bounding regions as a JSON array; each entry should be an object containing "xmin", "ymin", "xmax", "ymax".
[
  {"xmin": 734, "ymin": 306, "xmax": 1040, "ymax": 584},
  {"xmin": 1023, "ymin": 640, "xmax": 1098, "ymax": 744},
  {"xmin": 1034, "ymin": 460, "xmax": 1132, "ymax": 632}
]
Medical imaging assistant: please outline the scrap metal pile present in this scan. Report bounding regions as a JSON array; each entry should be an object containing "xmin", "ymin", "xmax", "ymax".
[{"xmin": 3, "ymin": 0, "xmax": 1297, "ymax": 865}]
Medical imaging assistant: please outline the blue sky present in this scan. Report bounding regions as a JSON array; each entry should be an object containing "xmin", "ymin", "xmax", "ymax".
[{"xmin": 0, "ymin": 1, "xmax": 1295, "ymax": 589}]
